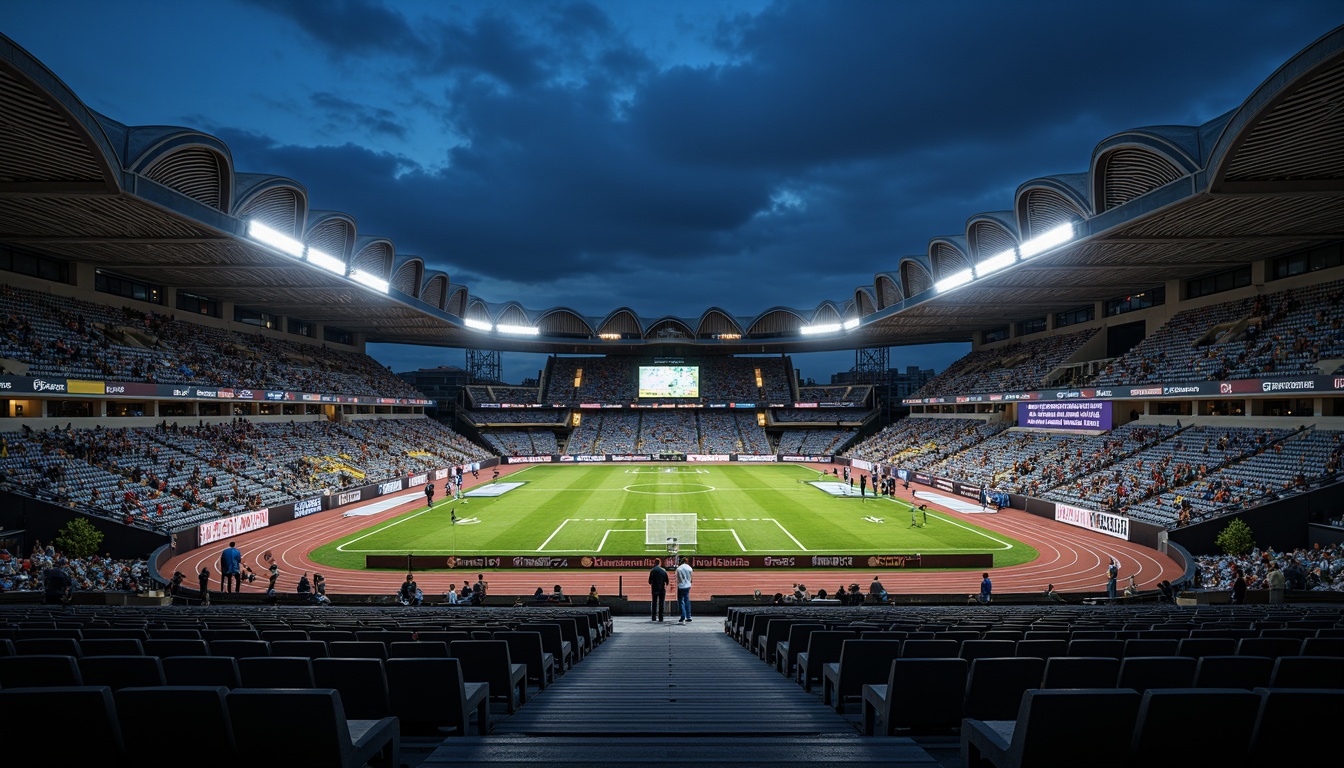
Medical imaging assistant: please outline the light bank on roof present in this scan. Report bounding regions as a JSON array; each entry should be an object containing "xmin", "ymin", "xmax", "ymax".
[{"xmin": 0, "ymin": 27, "xmax": 1341, "ymax": 355}]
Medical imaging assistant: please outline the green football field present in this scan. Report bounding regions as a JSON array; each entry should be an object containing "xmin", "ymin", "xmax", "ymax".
[{"xmin": 310, "ymin": 464, "xmax": 1036, "ymax": 570}]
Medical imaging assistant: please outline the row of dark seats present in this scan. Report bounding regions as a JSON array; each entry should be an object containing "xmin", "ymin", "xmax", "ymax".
[
  {"xmin": 1, "ymin": 623, "xmax": 585, "ymax": 671},
  {"xmin": 0, "ymin": 655, "xmax": 493, "ymax": 738},
  {"xmin": 961, "ymin": 687, "xmax": 1340, "ymax": 767},
  {"xmin": 859, "ymin": 653, "xmax": 1342, "ymax": 733},
  {"xmin": 2, "ymin": 685, "xmax": 399, "ymax": 768}
]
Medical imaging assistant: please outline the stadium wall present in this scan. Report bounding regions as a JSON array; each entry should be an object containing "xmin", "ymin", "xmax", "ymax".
[
  {"xmin": 0, "ymin": 490, "xmax": 167, "ymax": 559},
  {"xmin": 1167, "ymin": 481, "xmax": 1344, "ymax": 555}
]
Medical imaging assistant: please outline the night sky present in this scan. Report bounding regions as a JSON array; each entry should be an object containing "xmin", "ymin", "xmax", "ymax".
[{"xmin": 2, "ymin": 1, "xmax": 1339, "ymax": 384}]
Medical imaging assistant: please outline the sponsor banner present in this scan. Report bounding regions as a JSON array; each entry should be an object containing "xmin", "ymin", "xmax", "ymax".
[
  {"xmin": 1018, "ymin": 400, "xmax": 1112, "ymax": 431},
  {"xmin": 934, "ymin": 477, "xmax": 955, "ymax": 492},
  {"xmin": 897, "ymin": 469, "xmax": 910, "ymax": 481},
  {"xmin": 292, "ymin": 497, "xmax": 323, "ymax": 519},
  {"xmin": 377, "ymin": 478, "xmax": 405, "ymax": 495},
  {"xmin": 793, "ymin": 402, "xmax": 819, "ymax": 408},
  {"xmin": 67, "ymin": 379, "xmax": 105, "ymax": 395},
  {"xmin": 735, "ymin": 454, "xmax": 778, "ymax": 463},
  {"xmin": 367, "ymin": 553, "xmax": 991, "ymax": 570},
  {"xmin": 507, "ymin": 455, "xmax": 554, "ymax": 464},
  {"xmin": 913, "ymin": 472, "xmax": 932, "ymax": 485},
  {"xmin": 1054, "ymin": 503, "xmax": 1130, "ymax": 540},
  {"xmin": 574, "ymin": 455, "xmax": 606, "ymax": 462},
  {"xmin": 407, "ymin": 473, "xmax": 428, "ymax": 488},
  {"xmin": 31, "ymin": 378, "xmax": 69, "ymax": 394},
  {"xmin": 782, "ymin": 455, "xmax": 832, "ymax": 463},
  {"xmin": 433, "ymin": 469, "xmax": 450, "ymax": 480},
  {"xmin": 609, "ymin": 454, "xmax": 653, "ymax": 462},
  {"xmin": 105, "ymin": 382, "xmax": 158, "ymax": 397},
  {"xmin": 198, "ymin": 509, "xmax": 269, "ymax": 546},
  {"xmin": 849, "ymin": 458, "xmax": 872, "ymax": 471},
  {"xmin": 336, "ymin": 489, "xmax": 363, "ymax": 506},
  {"xmin": 687, "ymin": 454, "xmax": 731, "ymax": 462}
]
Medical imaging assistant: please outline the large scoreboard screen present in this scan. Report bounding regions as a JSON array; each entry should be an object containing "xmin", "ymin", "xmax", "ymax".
[{"xmin": 638, "ymin": 366, "xmax": 700, "ymax": 398}]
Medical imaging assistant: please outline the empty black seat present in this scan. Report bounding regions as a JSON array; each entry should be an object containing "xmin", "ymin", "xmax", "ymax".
[
  {"xmin": 117, "ymin": 686, "xmax": 236, "ymax": 766},
  {"xmin": 162, "ymin": 656, "xmax": 242, "ymax": 688},
  {"xmin": 78, "ymin": 656, "xmax": 166, "ymax": 690}
]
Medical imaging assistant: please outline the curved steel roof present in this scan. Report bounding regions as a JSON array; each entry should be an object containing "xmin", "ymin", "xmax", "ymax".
[{"xmin": 0, "ymin": 27, "xmax": 1341, "ymax": 356}]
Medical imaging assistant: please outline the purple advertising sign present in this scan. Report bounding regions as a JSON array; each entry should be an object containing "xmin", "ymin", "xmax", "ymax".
[{"xmin": 1018, "ymin": 400, "xmax": 1113, "ymax": 430}]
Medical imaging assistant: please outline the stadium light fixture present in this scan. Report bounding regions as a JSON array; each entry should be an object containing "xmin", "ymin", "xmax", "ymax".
[
  {"xmin": 800, "ymin": 323, "xmax": 842, "ymax": 335},
  {"xmin": 247, "ymin": 220, "xmax": 304, "ymax": 258},
  {"xmin": 598, "ymin": 333, "xmax": 623, "ymax": 340},
  {"xmin": 935, "ymin": 268, "xmax": 973, "ymax": 293},
  {"xmin": 305, "ymin": 247, "xmax": 346, "ymax": 276},
  {"xmin": 842, "ymin": 318, "xmax": 860, "ymax": 330},
  {"xmin": 496, "ymin": 323, "xmax": 540, "ymax": 336},
  {"xmin": 974, "ymin": 248, "xmax": 1017, "ymax": 278},
  {"xmin": 464, "ymin": 318, "xmax": 493, "ymax": 332},
  {"xmin": 1018, "ymin": 222, "xmax": 1075, "ymax": 259},
  {"xmin": 349, "ymin": 268, "xmax": 389, "ymax": 293}
]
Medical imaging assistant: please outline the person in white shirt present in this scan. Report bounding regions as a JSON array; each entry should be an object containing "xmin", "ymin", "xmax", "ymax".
[{"xmin": 675, "ymin": 556, "xmax": 694, "ymax": 623}]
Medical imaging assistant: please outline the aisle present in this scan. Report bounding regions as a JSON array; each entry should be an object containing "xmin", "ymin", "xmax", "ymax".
[{"xmin": 421, "ymin": 616, "xmax": 937, "ymax": 766}]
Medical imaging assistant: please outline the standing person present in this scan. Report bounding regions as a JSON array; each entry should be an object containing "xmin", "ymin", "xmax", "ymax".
[
  {"xmin": 910, "ymin": 505, "xmax": 918, "ymax": 527},
  {"xmin": 649, "ymin": 557, "xmax": 669, "ymax": 622},
  {"xmin": 266, "ymin": 562, "xmax": 280, "ymax": 597},
  {"xmin": 921, "ymin": 504, "xmax": 928, "ymax": 526},
  {"xmin": 1230, "ymin": 566, "xmax": 1247, "ymax": 605},
  {"xmin": 1266, "ymin": 562, "xmax": 1286, "ymax": 604},
  {"xmin": 474, "ymin": 573, "xmax": 489, "ymax": 604},
  {"xmin": 859, "ymin": 474, "xmax": 867, "ymax": 498},
  {"xmin": 979, "ymin": 572, "xmax": 993, "ymax": 604},
  {"xmin": 297, "ymin": 572, "xmax": 312, "ymax": 600},
  {"xmin": 219, "ymin": 541, "xmax": 243, "ymax": 593},
  {"xmin": 675, "ymin": 556, "xmax": 694, "ymax": 623},
  {"xmin": 42, "ymin": 558, "xmax": 72, "ymax": 606},
  {"xmin": 424, "ymin": 481, "xmax": 435, "ymax": 508},
  {"xmin": 198, "ymin": 567, "xmax": 211, "ymax": 603},
  {"xmin": 1106, "ymin": 558, "xmax": 1119, "ymax": 601}
]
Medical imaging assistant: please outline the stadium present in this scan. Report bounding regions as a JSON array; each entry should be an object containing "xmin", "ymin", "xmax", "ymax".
[{"xmin": 0, "ymin": 19, "xmax": 1342, "ymax": 768}]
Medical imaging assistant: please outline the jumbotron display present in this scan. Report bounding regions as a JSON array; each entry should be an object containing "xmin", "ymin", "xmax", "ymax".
[
  {"xmin": 1017, "ymin": 400, "xmax": 1112, "ymax": 431},
  {"xmin": 638, "ymin": 365, "xmax": 700, "ymax": 398}
]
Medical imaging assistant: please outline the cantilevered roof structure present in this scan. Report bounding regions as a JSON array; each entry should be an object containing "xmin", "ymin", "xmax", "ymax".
[{"xmin": 1, "ymin": 27, "xmax": 1341, "ymax": 356}]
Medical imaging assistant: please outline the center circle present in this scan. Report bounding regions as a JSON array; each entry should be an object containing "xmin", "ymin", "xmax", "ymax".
[{"xmin": 623, "ymin": 483, "xmax": 716, "ymax": 495}]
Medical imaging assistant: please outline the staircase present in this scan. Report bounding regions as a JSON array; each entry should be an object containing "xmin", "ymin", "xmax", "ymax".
[{"xmin": 421, "ymin": 617, "xmax": 939, "ymax": 766}]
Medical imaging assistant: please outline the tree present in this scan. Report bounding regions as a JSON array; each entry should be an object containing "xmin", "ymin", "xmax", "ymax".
[
  {"xmin": 1214, "ymin": 517, "xmax": 1255, "ymax": 557},
  {"xmin": 54, "ymin": 517, "xmax": 104, "ymax": 559}
]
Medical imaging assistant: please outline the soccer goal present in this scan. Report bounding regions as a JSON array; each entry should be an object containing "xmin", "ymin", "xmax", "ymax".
[{"xmin": 645, "ymin": 513, "xmax": 698, "ymax": 551}]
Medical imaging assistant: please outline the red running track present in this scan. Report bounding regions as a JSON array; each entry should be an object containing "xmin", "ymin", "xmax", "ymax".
[{"xmin": 164, "ymin": 463, "xmax": 1184, "ymax": 599}]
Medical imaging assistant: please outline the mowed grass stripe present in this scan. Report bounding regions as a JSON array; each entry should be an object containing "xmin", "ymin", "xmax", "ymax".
[{"xmin": 309, "ymin": 464, "xmax": 1036, "ymax": 570}]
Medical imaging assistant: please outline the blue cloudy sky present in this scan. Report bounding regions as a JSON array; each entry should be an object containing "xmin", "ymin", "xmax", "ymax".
[{"xmin": 2, "ymin": 1, "xmax": 1340, "ymax": 383}]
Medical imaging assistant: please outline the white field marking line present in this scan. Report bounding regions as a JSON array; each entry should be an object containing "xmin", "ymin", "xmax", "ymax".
[
  {"xmin": 537, "ymin": 519, "xmax": 571, "ymax": 551},
  {"xmin": 731, "ymin": 529, "xmax": 746, "ymax": 551},
  {"xmin": 335, "ymin": 494, "xmax": 442, "ymax": 552},
  {"xmin": 767, "ymin": 518, "xmax": 808, "ymax": 551},
  {"xmin": 922, "ymin": 510, "xmax": 1015, "ymax": 550}
]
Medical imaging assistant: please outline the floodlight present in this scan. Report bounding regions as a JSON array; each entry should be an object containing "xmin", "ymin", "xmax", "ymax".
[
  {"xmin": 1018, "ymin": 222, "xmax": 1075, "ymax": 259},
  {"xmin": 305, "ymin": 248, "xmax": 346, "ymax": 275},
  {"xmin": 465, "ymin": 318, "xmax": 493, "ymax": 331},
  {"xmin": 247, "ymin": 220, "xmax": 303, "ymax": 258},
  {"xmin": 974, "ymin": 248, "xmax": 1017, "ymax": 278},
  {"xmin": 349, "ymin": 268, "xmax": 389, "ymax": 293},
  {"xmin": 935, "ymin": 268, "xmax": 973, "ymax": 293},
  {"xmin": 496, "ymin": 323, "xmax": 540, "ymax": 335},
  {"xmin": 842, "ymin": 318, "xmax": 860, "ymax": 330},
  {"xmin": 800, "ymin": 323, "xmax": 842, "ymax": 335}
]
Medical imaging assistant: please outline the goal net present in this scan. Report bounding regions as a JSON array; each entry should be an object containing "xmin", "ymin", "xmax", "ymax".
[{"xmin": 645, "ymin": 513, "xmax": 698, "ymax": 547}]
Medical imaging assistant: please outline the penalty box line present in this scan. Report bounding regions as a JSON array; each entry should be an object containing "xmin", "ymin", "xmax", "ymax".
[{"xmin": 538, "ymin": 518, "xmax": 806, "ymax": 553}]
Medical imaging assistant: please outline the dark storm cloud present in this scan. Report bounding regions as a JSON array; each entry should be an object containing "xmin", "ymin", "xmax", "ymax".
[
  {"xmin": 242, "ymin": 0, "xmax": 428, "ymax": 58},
  {"xmin": 309, "ymin": 92, "xmax": 407, "ymax": 140},
  {"xmin": 219, "ymin": 0, "xmax": 1340, "ymax": 323}
]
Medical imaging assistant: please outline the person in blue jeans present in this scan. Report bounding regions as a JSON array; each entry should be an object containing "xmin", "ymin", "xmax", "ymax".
[
  {"xmin": 676, "ymin": 556, "xmax": 694, "ymax": 623},
  {"xmin": 978, "ymin": 572, "xmax": 992, "ymax": 604},
  {"xmin": 219, "ymin": 541, "xmax": 242, "ymax": 593}
]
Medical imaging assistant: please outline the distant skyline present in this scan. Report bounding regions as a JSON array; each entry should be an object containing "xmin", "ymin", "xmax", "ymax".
[{"xmin": 3, "ymin": 2, "xmax": 1339, "ymax": 382}]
